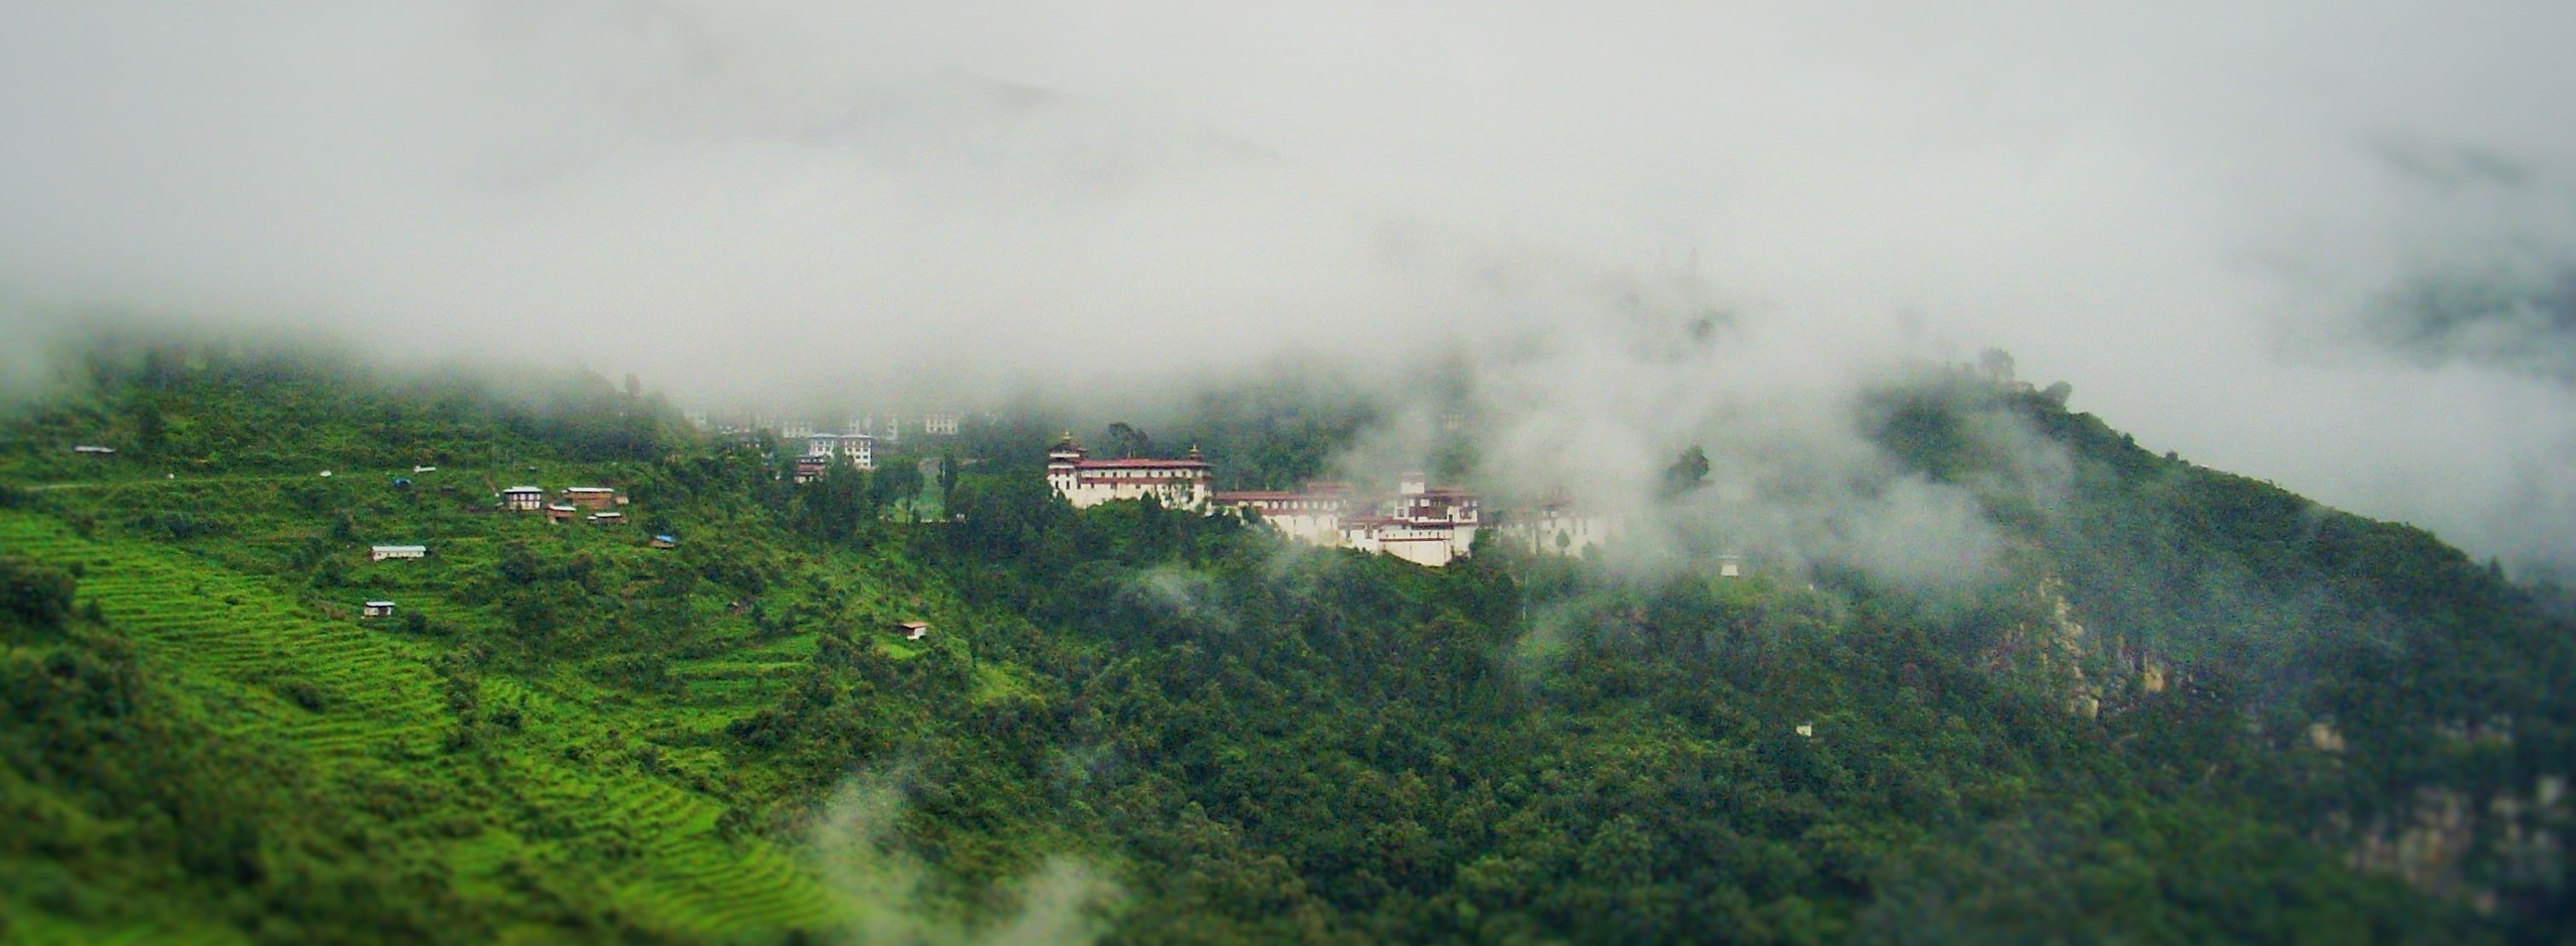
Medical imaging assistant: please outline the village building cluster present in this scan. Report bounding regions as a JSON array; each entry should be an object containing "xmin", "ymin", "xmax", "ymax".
[
  {"xmin": 502, "ymin": 484, "xmax": 629, "ymax": 523},
  {"xmin": 355, "ymin": 476, "xmax": 673, "ymax": 623}
]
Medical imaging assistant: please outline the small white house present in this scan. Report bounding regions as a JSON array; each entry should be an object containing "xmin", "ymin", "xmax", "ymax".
[
  {"xmin": 370, "ymin": 545, "xmax": 427, "ymax": 561},
  {"xmin": 587, "ymin": 511, "xmax": 625, "ymax": 525},
  {"xmin": 72, "ymin": 444, "xmax": 116, "ymax": 456},
  {"xmin": 362, "ymin": 601, "xmax": 397, "ymax": 618},
  {"xmin": 1718, "ymin": 554, "xmax": 1743, "ymax": 577},
  {"xmin": 894, "ymin": 620, "xmax": 930, "ymax": 641},
  {"xmin": 501, "ymin": 486, "xmax": 546, "ymax": 511}
]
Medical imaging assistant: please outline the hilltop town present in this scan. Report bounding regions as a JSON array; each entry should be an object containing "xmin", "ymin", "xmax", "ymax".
[{"xmin": 673, "ymin": 407, "xmax": 1611, "ymax": 568}]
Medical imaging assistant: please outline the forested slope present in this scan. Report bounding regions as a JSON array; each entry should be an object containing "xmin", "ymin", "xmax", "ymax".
[{"xmin": 1, "ymin": 344, "xmax": 2567, "ymax": 943}]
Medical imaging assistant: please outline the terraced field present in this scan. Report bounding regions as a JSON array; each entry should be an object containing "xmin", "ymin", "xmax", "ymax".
[
  {"xmin": 0, "ymin": 509, "xmax": 846, "ymax": 942},
  {"xmin": 2, "ymin": 513, "xmax": 447, "ymax": 752},
  {"xmin": 472, "ymin": 674, "xmax": 840, "ymax": 937}
]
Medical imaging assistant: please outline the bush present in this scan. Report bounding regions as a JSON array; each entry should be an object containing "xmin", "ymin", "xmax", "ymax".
[{"xmin": 0, "ymin": 555, "xmax": 77, "ymax": 638}]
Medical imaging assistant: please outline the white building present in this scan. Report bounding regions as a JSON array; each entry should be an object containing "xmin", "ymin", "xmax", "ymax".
[
  {"xmin": 370, "ymin": 545, "xmax": 427, "ymax": 561},
  {"xmin": 1045, "ymin": 435, "xmax": 1212, "ymax": 511},
  {"xmin": 501, "ymin": 486, "xmax": 545, "ymax": 511},
  {"xmin": 804, "ymin": 432, "xmax": 876, "ymax": 471},
  {"xmin": 922, "ymin": 412, "xmax": 960, "ymax": 436},
  {"xmin": 1494, "ymin": 497, "xmax": 1612, "ymax": 557},
  {"xmin": 1341, "ymin": 517, "xmax": 1477, "ymax": 567},
  {"xmin": 1216, "ymin": 474, "xmax": 1480, "ymax": 566},
  {"xmin": 1212, "ymin": 482, "xmax": 1355, "ymax": 547},
  {"xmin": 855, "ymin": 413, "xmax": 903, "ymax": 444},
  {"xmin": 1340, "ymin": 474, "xmax": 1480, "ymax": 566},
  {"xmin": 362, "ymin": 601, "xmax": 397, "ymax": 618}
]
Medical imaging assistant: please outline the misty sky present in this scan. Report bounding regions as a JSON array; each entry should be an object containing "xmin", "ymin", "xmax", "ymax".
[{"xmin": 5, "ymin": 1, "xmax": 2575, "ymax": 576}]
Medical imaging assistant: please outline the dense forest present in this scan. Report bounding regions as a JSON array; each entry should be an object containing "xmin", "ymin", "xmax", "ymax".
[{"xmin": 1, "ymin": 340, "xmax": 2570, "ymax": 944}]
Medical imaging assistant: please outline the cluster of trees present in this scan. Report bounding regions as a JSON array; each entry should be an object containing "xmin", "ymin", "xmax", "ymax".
[{"xmin": 711, "ymin": 474, "xmax": 2523, "ymax": 940}]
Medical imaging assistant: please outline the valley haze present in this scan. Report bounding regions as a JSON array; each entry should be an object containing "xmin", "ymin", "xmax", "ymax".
[{"xmin": 5, "ymin": 1, "xmax": 2576, "ymax": 579}]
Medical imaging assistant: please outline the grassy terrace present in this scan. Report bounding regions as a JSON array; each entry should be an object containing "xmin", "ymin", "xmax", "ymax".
[{"xmin": 0, "ymin": 492, "xmax": 846, "ymax": 942}]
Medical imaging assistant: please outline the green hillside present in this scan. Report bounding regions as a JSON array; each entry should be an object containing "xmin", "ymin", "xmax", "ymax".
[{"xmin": 3, "ymin": 343, "xmax": 2570, "ymax": 943}]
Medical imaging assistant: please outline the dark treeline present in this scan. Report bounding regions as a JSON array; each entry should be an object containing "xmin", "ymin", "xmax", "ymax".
[{"xmin": 5, "ymin": 339, "xmax": 686, "ymax": 475}]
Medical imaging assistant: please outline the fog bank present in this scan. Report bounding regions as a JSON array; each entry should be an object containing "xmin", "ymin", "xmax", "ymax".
[{"xmin": 5, "ymin": 1, "xmax": 2573, "ymax": 575}]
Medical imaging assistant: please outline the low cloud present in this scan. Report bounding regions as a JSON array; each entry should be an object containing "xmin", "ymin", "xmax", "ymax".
[
  {"xmin": 4, "ymin": 1, "xmax": 2573, "ymax": 575},
  {"xmin": 809, "ymin": 770, "xmax": 1117, "ymax": 945}
]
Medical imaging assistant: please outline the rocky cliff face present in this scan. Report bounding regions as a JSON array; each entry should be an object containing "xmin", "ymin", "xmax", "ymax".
[
  {"xmin": 1993, "ymin": 570, "xmax": 2570, "ymax": 918},
  {"xmin": 1987, "ymin": 572, "xmax": 2173, "ymax": 720},
  {"xmin": 2340, "ymin": 769, "xmax": 2569, "ymax": 914}
]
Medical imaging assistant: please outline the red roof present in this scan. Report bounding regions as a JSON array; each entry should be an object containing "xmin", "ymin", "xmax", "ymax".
[
  {"xmin": 1347, "ymin": 514, "xmax": 1468, "ymax": 530},
  {"xmin": 1076, "ymin": 458, "xmax": 1210, "ymax": 469}
]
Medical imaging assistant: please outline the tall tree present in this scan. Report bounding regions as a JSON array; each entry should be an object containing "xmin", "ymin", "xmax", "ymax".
[
  {"xmin": 1106, "ymin": 422, "xmax": 1152, "ymax": 459},
  {"xmin": 1659, "ymin": 445, "xmax": 1710, "ymax": 497}
]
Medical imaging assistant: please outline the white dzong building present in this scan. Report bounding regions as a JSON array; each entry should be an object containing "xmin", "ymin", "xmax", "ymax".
[
  {"xmin": 1494, "ymin": 494, "xmax": 1612, "ymax": 557},
  {"xmin": 1210, "ymin": 481, "xmax": 1355, "ymax": 547},
  {"xmin": 1215, "ymin": 472, "xmax": 1482, "ymax": 567},
  {"xmin": 1337, "ymin": 473, "xmax": 1481, "ymax": 567},
  {"xmin": 1043, "ymin": 440, "xmax": 1484, "ymax": 566},
  {"xmin": 1045, "ymin": 434, "xmax": 1213, "ymax": 511}
]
